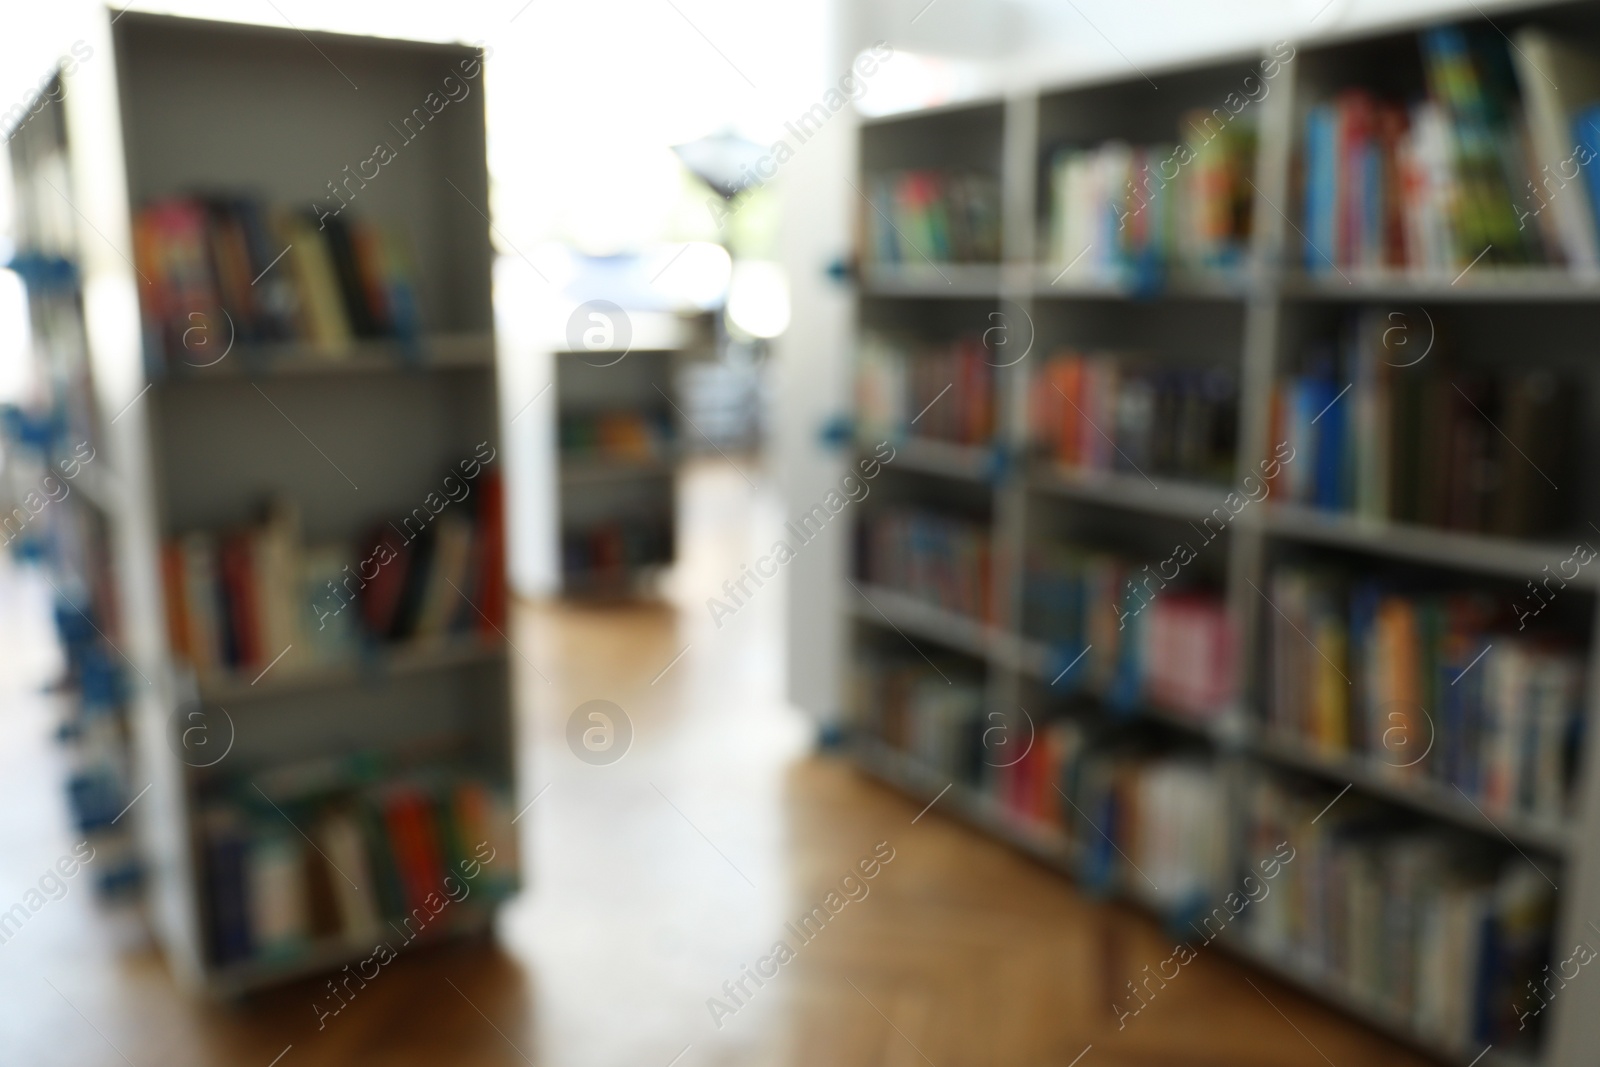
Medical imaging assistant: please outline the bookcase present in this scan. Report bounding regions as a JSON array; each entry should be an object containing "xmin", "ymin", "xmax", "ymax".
[
  {"xmin": 843, "ymin": 3, "xmax": 1600, "ymax": 1065},
  {"xmin": 555, "ymin": 346, "xmax": 679, "ymax": 595},
  {"xmin": 5, "ymin": 11, "xmax": 519, "ymax": 997}
]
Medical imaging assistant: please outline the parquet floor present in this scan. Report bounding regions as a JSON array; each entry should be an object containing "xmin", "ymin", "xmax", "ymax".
[{"xmin": 0, "ymin": 460, "xmax": 1433, "ymax": 1066}]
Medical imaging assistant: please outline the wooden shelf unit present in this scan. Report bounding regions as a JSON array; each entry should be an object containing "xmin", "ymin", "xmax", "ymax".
[
  {"xmin": 840, "ymin": 5, "xmax": 1600, "ymax": 1065},
  {"xmin": 5, "ymin": 11, "xmax": 521, "ymax": 997}
]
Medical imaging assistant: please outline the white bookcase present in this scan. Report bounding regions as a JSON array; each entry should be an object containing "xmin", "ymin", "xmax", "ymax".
[
  {"xmin": 840, "ymin": 4, "xmax": 1600, "ymax": 1065},
  {"xmin": 7, "ymin": 10, "xmax": 520, "ymax": 996}
]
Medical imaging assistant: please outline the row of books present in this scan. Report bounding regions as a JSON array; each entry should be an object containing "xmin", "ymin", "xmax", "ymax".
[
  {"xmin": 863, "ymin": 171, "xmax": 1002, "ymax": 265},
  {"xmin": 133, "ymin": 196, "xmax": 421, "ymax": 366},
  {"xmin": 201, "ymin": 773, "xmax": 515, "ymax": 966},
  {"xmin": 854, "ymin": 661, "xmax": 1558, "ymax": 1052},
  {"xmin": 558, "ymin": 410, "xmax": 674, "ymax": 462},
  {"xmin": 561, "ymin": 515, "xmax": 674, "ymax": 580},
  {"xmin": 161, "ymin": 476, "xmax": 506, "ymax": 678},
  {"xmin": 1298, "ymin": 25, "xmax": 1594, "ymax": 273},
  {"xmin": 850, "ymin": 649, "xmax": 1084, "ymax": 837},
  {"xmin": 856, "ymin": 333, "xmax": 997, "ymax": 447},
  {"xmin": 857, "ymin": 508, "xmax": 993, "ymax": 622},
  {"xmin": 1266, "ymin": 563, "xmax": 1584, "ymax": 823},
  {"xmin": 1244, "ymin": 773, "xmax": 1554, "ymax": 1049},
  {"xmin": 1272, "ymin": 314, "xmax": 1571, "ymax": 536},
  {"xmin": 1030, "ymin": 350, "xmax": 1237, "ymax": 484},
  {"xmin": 851, "ymin": 653, "xmax": 1231, "ymax": 912},
  {"xmin": 1046, "ymin": 112, "xmax": 1255, "ymax": 278},
  {"xmin": 1025, "ymin": 543, "xmax": 1235, "ymax": 720}
]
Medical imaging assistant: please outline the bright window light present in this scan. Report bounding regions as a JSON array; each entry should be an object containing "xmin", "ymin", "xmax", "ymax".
[{"xmin": 725, "ymin": 260, "xmax": 789, "ymax": 340}]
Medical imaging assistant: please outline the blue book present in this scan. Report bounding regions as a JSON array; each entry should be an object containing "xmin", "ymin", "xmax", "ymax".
[
  {"xmin": 1304, "ymin": 105, "xmax": 1337, "ymax": 272},
  {"xmin": 1574, "ymin": 105, "xmax": 1600, "ymax": 235},
  {"xmin": 1348, "ymin": 581, "xmax": 1382, "ymax": 747},
  {"xmin": 1313, "ymin": 380, "xmax": 1346, "ymax": 510}
]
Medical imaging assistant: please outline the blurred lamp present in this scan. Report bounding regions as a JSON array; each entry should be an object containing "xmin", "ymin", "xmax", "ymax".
[{"xmin": 672, "ymin": 131, "xmax": 770, "ymax": 200}]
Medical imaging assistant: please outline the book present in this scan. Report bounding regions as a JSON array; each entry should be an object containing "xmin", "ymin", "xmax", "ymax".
[
  {"xmin": 1299, "ymin": 25, "xmax": 1589, "ymax": 274},
  {"xmin": 857, "ymin": 507, "xmax": 993, "ymax": 622},
  {"xmin": 1243, "ymin": 772, "xmax": 1555, "ymax": 1047},
  {"xmin": 863, "ymin": 171, "xmax": 1002, "ymax": 265},
  {"xmin": 200, "ymin": 771, "xmax": 516, "ymax": 966},
  {"xmin": 162, "ymin": 476, "xmax": 501, "ymax": 680},
  {"xmin": 1267, "ymin": 561, "xmax": 1584, "ymax": 823},
  {"xmin": 1032, "ymin": 349, "xmax": 1236, "ymax": 484},
  {"xmin": 855, "ymin": 333, "xmax": 996, "ymax": 448},
  {"xmin": 1025, "ymin": 542, "xmax": 1234, "ymax": 721},
  {"xmin": 1046, "ymin": 112, "xmax": 1256, "ymax": 280},
  {"xmin": 130, "ymin": 195, "xmax": 423, "ymax": 367},
  {"xmin": 1511, "ymin": 28, "xmax": 1600, "ymax": 270},
  {"xmin": 1272, "ymin": 312, "xmax": 1575, "ymax": 536}
]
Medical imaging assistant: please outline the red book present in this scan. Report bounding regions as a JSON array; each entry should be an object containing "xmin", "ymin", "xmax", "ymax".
[
  {"xmin": 381, "ymin": 793, "xmax": 427, "ymax": 915},
  {"xmin": 359, "ymin": 525, "xmax": 413, "ymax": 638},
  {"xmin": 218, "ymin": 531, "xmax": 261, "ymax": 669},
  {"xmin": 384, "ymin": 790, "xmax": 446, "ymax": 915},
  {"xmin": 475, "ymin": 472, "xmax": 507, "ymax": 632},
  {"xmin": 160, "ymin": 541, "xmax": 191, "ymax": 662}
]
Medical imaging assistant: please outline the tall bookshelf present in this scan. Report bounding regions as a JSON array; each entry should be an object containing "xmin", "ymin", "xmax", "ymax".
[
  {"xmin": 842, "ymin": 4, "xmax": 1600, "ymax": 1065},
  {"xmin": 6, "ymin": 11, "xmax": 520, "ymax": 996}
]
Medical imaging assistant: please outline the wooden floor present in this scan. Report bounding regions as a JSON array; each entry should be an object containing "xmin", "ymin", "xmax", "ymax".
[{"xmin": 0, "ymin": 460, "xmax": 1435, "ymax": 1066}]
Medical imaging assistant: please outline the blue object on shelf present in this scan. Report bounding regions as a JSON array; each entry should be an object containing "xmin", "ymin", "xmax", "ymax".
[{"xmin": 818, "ymin": 413, "xmax": 853, "ymax": 450}]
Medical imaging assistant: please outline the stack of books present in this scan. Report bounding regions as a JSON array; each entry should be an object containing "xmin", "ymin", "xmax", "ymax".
[
  {"xmin": 1026, "ymin": 543, "xmax": 1234, "ymax": 721},
  {"xmin": 1272, "ymin": 312, "xmax": 1573, "ymax": 536},
  {"xmin": 201, "ymin": 770, "xmax": 515, "ymax": 967},
  {"xmin": 863, "ymin": 171, "xmax": 1002, "ymax": 264},
  {"xmin": 1297, "ymin": 25, "xmax": 1600, "ymax": 274},
  {"xmin": 132, "ymin": 196, "xmax": 422, "ymax": 366},
  {"xmin": 856, "ymin": 333, "xmax": 996, "ymax": 447},
  {"xmin": 1046, "ymin": 109, "xmax": 1255, "ymax": 279},
  {"xmin": 161, "ymin": 473, "xmax": 506, "ymax": 679},
  {"xmin": 559, "ymin": 410, "xmax": 674, "ymax": 462},
  {"xmin": 854, "ymin": 645, "xmax": 1237, "ymax": 915},
  {"xmin": 1031, "ymin": 350, "xmax": 1237, "ymax": 484},
  {"xmin": 857, "ymin": 508, "xmax": 993, "ymax": 621},
  {"xmin": 1266, "ymin": 563, "xmax": 1584, "ymax": 824},
  {"xmin": 1243, "ymin": 772, "xmax": 1555, "ymax": 1049}
]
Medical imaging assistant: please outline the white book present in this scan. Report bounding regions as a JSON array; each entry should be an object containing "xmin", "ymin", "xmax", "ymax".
[
  {"xmin": 246, "ymin": 833, "xmax": 308, "ymax": 956},
  {"xmin": 317, "ymin": 812, "xmax": 380, "ymax": 942},
  {"xmin": 1512, "ymin": 28, "xmax": 1600, "ymax": 272}
]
